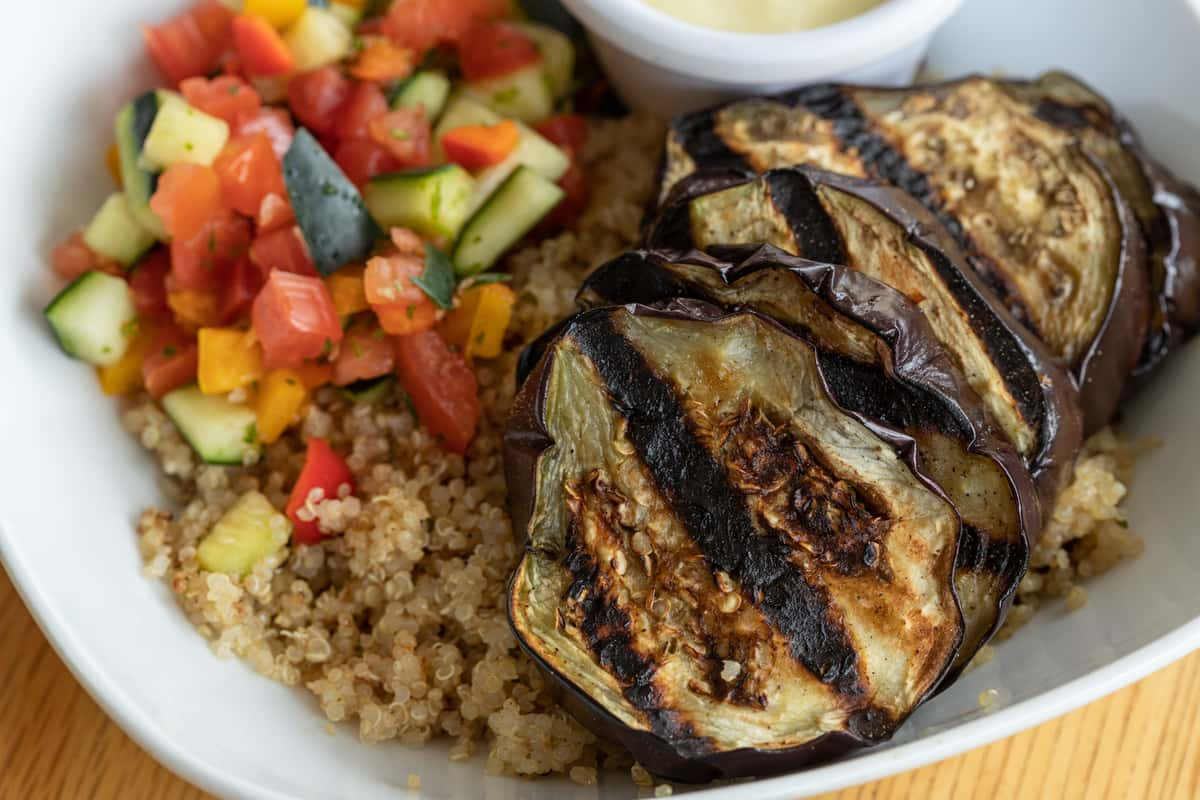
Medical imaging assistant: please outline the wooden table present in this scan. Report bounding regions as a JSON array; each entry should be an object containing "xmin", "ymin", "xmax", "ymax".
[{"xmin": 2, "ymin": 566, "xmax": 1198, "ymax": 800}]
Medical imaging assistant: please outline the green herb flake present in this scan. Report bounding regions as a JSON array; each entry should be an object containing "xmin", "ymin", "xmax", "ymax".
[
  {"xmin": 474, "ymin": 331, "xmax": 486, "ymax": 346},
  {"xmin": 285, "ymin": 378, "xmax": 297, "ymax": 387},
  {"xmin": 121, "ymin": 318, "xmax": 140, "ymax": 339},
  {"xmin": 406, "ymin": 304, "xmax": 416, "ymax": 319},
  {"xmin": 412, "ymin": 243, "xmax": 455, "ymax": 310},
  {"xmin": 243, "ymin": 422, "xmax": 259, "ymax": 445},
  {"xmin": 184, "ymin": 141, "xmax": 195, "ymax": 152},
  {"xmin": 390, "ymin": 128, "xmax": 412, "ymax": 141},
  {"xmin": 322, "ymin": 337, "xmax": 334, "ymax": 357},
  {"xmin": 207, "ymin": 231, "xmax": 217, "ymax": 253},
  {"xmin": 321, "ymin": 181, "xmax": 337, "ymax": 196},
  {"xmin": 162, "ymin": 345, "xmax": 178, "ymax": 358},
  {"xmin": 371, "ymin": 327, "xmax": 387, "ymax": 340},
  {"xmin": 351, "ymin": 339, "xmax": 365, "ymax": 358},
  {"xmin": 228, "ymin": 84, "xmax": 241, "ymax": 95}
]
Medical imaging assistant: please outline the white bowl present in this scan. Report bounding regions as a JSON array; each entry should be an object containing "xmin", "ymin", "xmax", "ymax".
[
  {"xmin": 3, "ymin": 1, "xmax": 1200, "ymax": 798},
  {"xmin": 559, "ymin": 0, "xmax": 965, "ymax": 116}
]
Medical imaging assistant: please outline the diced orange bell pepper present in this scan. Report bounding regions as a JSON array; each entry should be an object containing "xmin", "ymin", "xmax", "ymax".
[
  {"xmin": 255, "ymin": 368, "xmax": 308, "ymax": 443},
  {"xmin": 169, "ymin": 286, "xmax": 224, "ymax": 330},
  {"xmin": 350, "ymin": 38, "xmax": 416, "ymax": 82},
  {"xmin": 97, "ymin": 324, "xmax": 152, "ymax": 396},
  {"xmin": 438, "ymin": 282, "xmax": 515, "ymax": 359},
  {"xmin": 440, "ymin": 120, "xmax": 520, "ymax": 171},
  {"xmin": 243, "ymin": 0, "xmax": 306, "ymax": 29},
  {"xmin": 326, "ymin": 265, "xmax": 370, "ymax": 317},
  {"xmin": 294, "ymin": 360, "xmax": 335, "ymax": 390},
  {"xmin": 197, "ymin": 327, "xmax": 265, "ymax": 394}
]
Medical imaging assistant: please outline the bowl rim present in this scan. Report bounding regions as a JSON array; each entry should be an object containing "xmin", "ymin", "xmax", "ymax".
[
  {"xmin": 557, "ymin": 0, "xmax": 965, "ymax": 83},
  {"xmin": 4, "ymin": 504, "xmax": 1199, "ymax": 799}
]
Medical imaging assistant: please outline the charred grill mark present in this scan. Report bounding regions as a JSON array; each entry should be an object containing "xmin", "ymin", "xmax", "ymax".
[
  {"xmin": 762, "ymin": 172, "xmax": 848, "ymax": 265},
  {"xmin": 955, "ymin": 524, "xmax": 1025, "ymax": 586},
  {"xmin": 561, "ymin": 501, "xmax": 709, "ymax": 749},
  {"xmin": 674, "ymin": 108, "xmax": 753, "ymax": 175},
  {"xmin": 712, "ymin": 400, "xmax": 893, "ymax": 579},
  {"xmin": 570, "ymin": 317, "xmax": 874, "ymax": 706}
]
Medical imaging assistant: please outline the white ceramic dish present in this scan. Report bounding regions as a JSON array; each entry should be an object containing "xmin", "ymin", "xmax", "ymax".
[
  {"xmin": 559, "ymin": 0, "xmax": 964, "ymax": 116},
  {"xmin": 2, "ymin": 1, "xmax": 1200, "ymax": 798}
]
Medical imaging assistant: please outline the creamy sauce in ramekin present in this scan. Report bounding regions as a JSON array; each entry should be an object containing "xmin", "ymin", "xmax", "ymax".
[{"xmin": 641, "ymin": 0, "xmax": 887, "ymax": 33}]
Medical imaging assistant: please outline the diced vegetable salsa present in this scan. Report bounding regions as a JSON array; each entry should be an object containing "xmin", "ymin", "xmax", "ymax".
[{"xmin": 43, "ymin": 0, "xmax": 590, "ymax": 492}]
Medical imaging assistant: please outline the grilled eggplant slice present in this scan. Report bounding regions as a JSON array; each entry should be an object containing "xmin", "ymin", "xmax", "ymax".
[
  {"xmin": 645, "ymin": 167, "xmax": 1082, "ymax": 505},
  {"xmin": 657, "ymin": 76, "xmax": 1151, "ymax": 432},
  {"xmin": 506, "ymin": 302, "xmax": 965, "ymax": 781},
  {"xmin": 1009, "ymin": 71, "xmax": 1200, "ymax": 376},
  {"xmin": 575, "ymin": 246, "xmax": 1040, "ymax": 675}
]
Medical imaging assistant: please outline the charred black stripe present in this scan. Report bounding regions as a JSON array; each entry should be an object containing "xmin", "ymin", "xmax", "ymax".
[
  {"xmin": 673, "ymin": 108, "xmax": 752, "ymax": 175},
  {"xmin": 570, "ymin": 316, "xmax": 870, "ymax": 702},
  {"xmin": 562, "ymin": 524, "xmax": 708, "ymax": 750},
  {"xmin": 762, "ymin": 172, "xmax": 848, "ymax": 265},
  {"xmin": 955, "ymin": 525, "xmax": 1024, "ymax": 584}
]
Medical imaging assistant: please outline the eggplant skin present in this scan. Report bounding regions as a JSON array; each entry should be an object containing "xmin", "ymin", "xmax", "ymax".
[
  {"xmin": 577, "ymin": 246, "xmax": 1040, "ymax": 676},
  {"xmin": 505, "ymin": 303, "xmax": 964, "ymax": 781},
  {"xmin": 1010, "ymin": 71, "xmax": 1200, "ymax": 377},
  {"xmin": 644, "ymin": 167, "xmax": 1083, "ymax": 508},
  {"xmin": 656, "ymin": 75, "xmax": 1152, "ymax": 433}
]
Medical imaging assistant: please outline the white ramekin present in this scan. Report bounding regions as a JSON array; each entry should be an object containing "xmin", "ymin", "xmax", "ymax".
[{"xmin": 559, "ymin": 0, "xmax": 966, "ymax": 117}]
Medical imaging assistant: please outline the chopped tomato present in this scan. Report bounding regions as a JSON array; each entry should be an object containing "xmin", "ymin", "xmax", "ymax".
[
  {"xmin": 250, "ymin": 225, "xmax": 318, "ymax": 277},
  {"xmin": 333, "ymin": 318, "xmax": 396, "ymax": 386},
  {"xmin": 534, "ymin": 114, "xmax": 588, "ymax": 156},
  {"xmin": 129, "ymin": 249, "xmax": 173, "ymax": 321},
  {"xmin": 181, "ymin": 75, "xmax": 262, "ymax": 124},
  {"xmin": 219, "ymin": 256, "xmax": 266, "ymax": 324},
  {"xmin": 234, "ymin": 107, "xmax": 296, "ymax": 159},
  {"xmin": 252, "ymin": 270, "xmax": 343, "ymax": 369},
  {"xmin": 394, "ymin": 329, "xmax": 479, "ymax": 455},
  {"xmin": 286, "ymin": 438, "xmax": 356, "ymax": 545},
  {"xmin": 171, "ymin": 212, "xmax": 252, "ymax": 290},
  {"xmin": 143, "ymin": 0, "xmax": 235, "ymax": 85},
  {"xmin": 331, "ymin": 81, "xmax": 389, "ymax": 142},
  {"xmin": 50, "ymin": 232, "xmax": 120, "ymax": 281},
  {"xmin": 458, "ymin": 22, "xmax": 542, "ymax": 82},
  {"xmin": 440, "ymin": 120, "xmax": 520, "ymax": 170},
  {"xmin": 350, "ymin": 38, "xmax": 416, "ymax": 83},
  {"xmin": 364, "ymin": 252, "xmax": 437, "ymax": 335},
  {"xmin": 382, "ymin": 0, "xmax": 506, "ymax": 56},
  {"xmin": 257, "ymin": 192, "xmax": 296, "ymax": 232},
  {"xmin": 287, "ymin": 67, "xmax": 353, "ymax": 136},
  {"xmin": 541, "ymin": 160, "xmax": 588, "ymax": 230},
  {"xmin": 368, "ymin": 109, "xmax": 432, "ymax": 166},
  {"xmin": 374, "ymin": 302, "xmax": 437, "ymax": 336},
  {"xmin": 214, "ymin": 133, "xmax": 286, "ymax": 217},
  {"xmin": 150, "ymin": 163, "xmax": 225, "ymax": 241},
  {"xmin": 142, "ymin": 324, "xmax": 200, "ymax": 398},
  {"xmin": 390, "ymin": 227, "xmax": 425, "ymax": 256},
  {"xmin": 333, "ymin": 139, "xmax": 402, "ymax": 187},
  {"xmin": 232, "ymin": 14, "xmax": 296, "ymax": 76}
]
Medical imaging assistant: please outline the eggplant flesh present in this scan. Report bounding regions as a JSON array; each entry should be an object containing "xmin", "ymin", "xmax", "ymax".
[
  {"xmin": 645, "ymin": 168, "xmax": 1083, "ymax": 505},
  {"xmin": 577, "ymin": 247, "xmax": 1040, "ymax": 674},
  {"xmin": 506, "ymin": 304, "xmax": 963, "ymax": 781},
  {"xmin": 658, "ymin": 76, "xmax": 1151, "ymax": 432}
]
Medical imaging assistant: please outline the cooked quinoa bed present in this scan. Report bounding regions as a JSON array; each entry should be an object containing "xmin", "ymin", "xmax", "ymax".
[{"xmin": 124, "ymin": 114, "xmax": 1146, "ymax": 781}]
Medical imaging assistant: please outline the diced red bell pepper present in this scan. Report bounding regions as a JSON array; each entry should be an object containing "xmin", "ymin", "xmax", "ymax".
[
  {"xmin": 143, "ymin": 0, "xmax": 235, "ymax": 85},
  {"xmin": 129, "ymin": 249, "xmax": 173, "ymax": 322},
  {"xmin": 333, "ymin": 318, "xmax": 396, "ymax": 386},
  {"xmin": 333, "ymin": 139, "xmax": 402, "ymax": 188},
  {"xmin": 234, "ymin": 107, "xmax": 296, "ymax": 159},
  {"xmin": 214, "ymin": 133, "xmax": 287, "ymax": 217},
  {"xmin": 394, "ymin": 329, "xmax": 479, "ymax": 455},
  {"xmin": 232, "ymin": 14, "xmax": 296, "ymax": 77},
  {"xmin": 150, "ymin": 163, "xmax": 225, "ymax": 241},
  {"xmin": 287, "ymin": 67, "xmax": 353, "ymax": 136},
  {"xmin": 457, "ymin": 21, "xmax": 542, "ymax": 82},
  {"xmin": 142, "ymin": 323, "xmax": 200, "ymax": 398},
  {"xmin": 367, "ymin": 109, "xmax": 432, "ymax": 167},
  {"xmin": 250, "ymin": 225, "xmax": 318, "ymax": 277},
  {"xmin": 181, "ymin": 75, "xmax": 262, "ymax": 125},
  {"xmin": 331, "ymin": 81, "xmax": 390, "ymax": 143},
  {"xmin": 440, "ymin": 120, "xmax": 520, "ymax": 170},
  {"xmin": 252, "ymin": 270, "xmax": 343, "ymax": 369},
  {"xmin": 286, "ymin": 438, "xmax": 356, "ymax": 545}
]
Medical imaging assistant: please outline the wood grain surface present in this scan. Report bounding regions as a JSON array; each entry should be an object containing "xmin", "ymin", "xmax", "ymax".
[{"xmin": 2, "ymin": 565, "xmax": 1197, "ymax": 800}]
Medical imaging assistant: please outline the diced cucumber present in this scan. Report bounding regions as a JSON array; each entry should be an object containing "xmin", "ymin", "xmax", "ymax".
[
  {"xmin": 510, "ymin": 21, "xmax": 575, "ymax": 99},
  {"xmin": 464, "ymin": 63, "xmax": 555, "ymax": 124},
  {"xmin": 390, "ymin": 70, "xmax": 452, "ymax": 120},
  {"xmin": 340, "ymin": 376, "xmax": 395, "ymax": 404},
  {"xmin": 284, "ymin": 7, "xmax": 353, "ymax": 71},
  {"xmin": 115, "ymin": 91, "xmax": 168, "ymax": 240},
  {"xmin": 434, "ymin": 94, "xmax": 503, "ymax": 138},
  {"xmin": 44, "ymin": 271, "xmax": 137, "ymax": 366},
  {"xmin": 364, "ymin": 165, "xmax": 476, "ymax": 241},
  {"xmin": 162, "ymin": 385, "xmax": 262, "ymax": 465},
  {"xmin": 141, "ymin": 95, "xmax": 230, "ymax": 170},
  {"xmin": 283, "ymin": 129, "xmax": 382, "ymax": 276},
  {"xmin": 197, "ymin": 491, "xmax": 291, "ymax": 577},
  {"xmin": 466, "ymin": 122, "xmax": 570, "ymax": 217},
  {"xmin": 453, "ymin": 166, "xmax": 564, "ymax": 276},
  {"xmin": 83, "ymin": 193, "xmax": 156, "ymax": 266}
]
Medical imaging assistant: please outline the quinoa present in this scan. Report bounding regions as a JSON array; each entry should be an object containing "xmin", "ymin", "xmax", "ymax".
[{"xmin": 124, "ymin": 112, "xmax": 1147, "ymax": 778}]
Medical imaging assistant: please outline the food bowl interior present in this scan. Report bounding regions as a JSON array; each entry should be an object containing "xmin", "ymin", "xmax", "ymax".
[{"xmin": 2, "ymin": 1, "xmax": 1200, "ymax": 798}]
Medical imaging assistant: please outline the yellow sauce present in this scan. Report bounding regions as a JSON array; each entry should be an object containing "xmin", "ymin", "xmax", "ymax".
[{"xmin": 642, "ymin": 0, "xmax": 887, "ymax": 33}]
